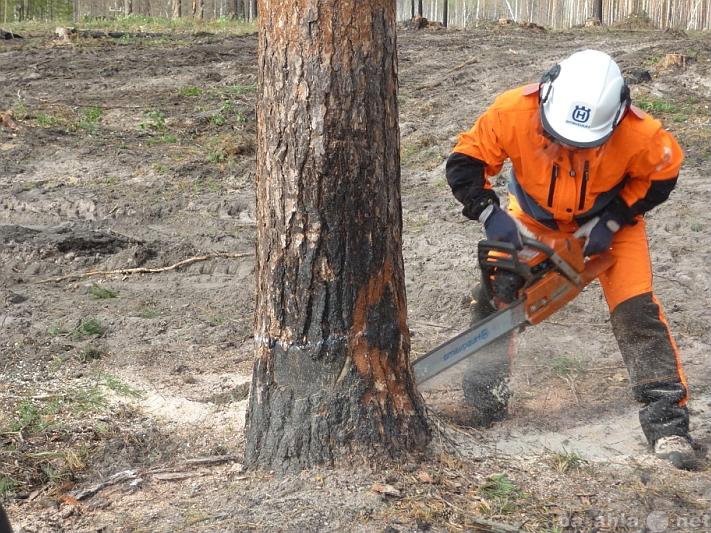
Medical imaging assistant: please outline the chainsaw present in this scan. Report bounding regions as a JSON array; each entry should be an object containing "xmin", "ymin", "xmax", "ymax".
[{"xmin": 412, "ymin": 234, "xmax": 615, "ymax": 384}]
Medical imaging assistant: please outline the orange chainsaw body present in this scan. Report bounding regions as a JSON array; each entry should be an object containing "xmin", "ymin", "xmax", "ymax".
[{"xmin": 479, "ymin": 234, "xmax": 616, "ymax": 326}]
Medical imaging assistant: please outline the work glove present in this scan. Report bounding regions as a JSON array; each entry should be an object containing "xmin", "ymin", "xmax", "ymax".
[
  {"xmin": 479, "ymin": 204, "xmax": 523, "ymax": 249},
  {"xmin": 574, "ymin": 210, "xmax": 624, "ymax": 256}
]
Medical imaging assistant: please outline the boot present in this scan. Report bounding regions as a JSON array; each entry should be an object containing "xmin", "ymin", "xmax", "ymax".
[
  {"xmin": 635, "ymin": 382, "xmax": 701, "ymax": 470},
  {"xmin": 654, "ymin": 435, "xmax": 699, "ymax": 470}
]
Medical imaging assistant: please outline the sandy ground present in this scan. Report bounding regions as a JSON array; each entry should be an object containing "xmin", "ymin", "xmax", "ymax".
[{"xmin": 1, "ymin": 22, "xmax": 710, "ymax": 532}]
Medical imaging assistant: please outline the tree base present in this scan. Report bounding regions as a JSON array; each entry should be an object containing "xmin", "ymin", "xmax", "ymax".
[{"xmin": 245, "ymin": 374, "xmax": 430, "ymax": 473}]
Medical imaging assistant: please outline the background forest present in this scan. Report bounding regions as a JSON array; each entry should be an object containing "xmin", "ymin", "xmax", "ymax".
[{"xmin": 1, "ymin": 0, "xmax": 710, "ymax": 29}]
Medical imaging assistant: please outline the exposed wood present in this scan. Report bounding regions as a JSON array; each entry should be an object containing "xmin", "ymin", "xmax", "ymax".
[
  {"xmin": 246, "ymin": 0, "xmax": 430, "ymax": 473},
  {"xmin": 660, "ymin": 52, "xmax": 688, "ymax": 68},
  {"xmin": 0, "ymin": 111, "xmax": 18, "ymax": 130}
]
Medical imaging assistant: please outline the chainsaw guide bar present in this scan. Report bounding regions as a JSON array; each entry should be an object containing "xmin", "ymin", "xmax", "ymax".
[{"xmin": 412, "ymin": 236, "xmax": 615, "ymax": 385}]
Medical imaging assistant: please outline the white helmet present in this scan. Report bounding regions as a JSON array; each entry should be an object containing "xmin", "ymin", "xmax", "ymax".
[{"xmin": 539, "ymin": 50, "xmax": 630, "ymax": 148}]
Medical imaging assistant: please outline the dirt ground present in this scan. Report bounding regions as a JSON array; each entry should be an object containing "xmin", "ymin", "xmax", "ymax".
[{"xmin": 1, "ymin": 21, "xmax": 710, "ymax": 533}]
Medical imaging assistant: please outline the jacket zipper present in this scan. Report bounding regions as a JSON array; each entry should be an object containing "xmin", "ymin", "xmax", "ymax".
[
  {"xmin": 547, "ymin": 164, "xmax": 559, "ymax": 207},
  {"xmin": 578, "ymin": 161, "xmax": 590, "ymax": 210}
]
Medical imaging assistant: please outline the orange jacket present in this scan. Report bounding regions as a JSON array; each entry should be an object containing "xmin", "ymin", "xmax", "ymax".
[{"xmin": 450, "ymin": 84, "xmax": 684, "ymax": 226}]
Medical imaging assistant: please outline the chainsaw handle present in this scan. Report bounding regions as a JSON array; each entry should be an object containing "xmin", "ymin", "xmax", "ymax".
[
  {"xmin": 521, "ymin": 235, "xmax": 583, "ymax": 286},
  {"xmin": 520, "ymin": 236, "xmax": 556, "ymax": 256}
]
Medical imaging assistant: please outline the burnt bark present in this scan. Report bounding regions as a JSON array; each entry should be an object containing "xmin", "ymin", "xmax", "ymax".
[{"xmin": 246, "ymin": 0, "xmax": 430, "ymax": 473}]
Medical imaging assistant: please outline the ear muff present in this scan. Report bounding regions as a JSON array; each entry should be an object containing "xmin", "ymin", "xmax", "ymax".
[
  {"xmin": 612, "ymin": 83, "xmax": 631, "ymax": 128},
  {"xmin": 539, "ymin": 64, "xmax": 561, "ymax": 104}
]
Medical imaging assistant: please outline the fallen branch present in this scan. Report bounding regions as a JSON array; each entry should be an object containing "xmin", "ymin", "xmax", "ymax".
[
  {"xmin": 72, "ymin": 469, "xmax": 140, "ymax": 500},
  {"xmin": 38, "ymin": 252, "xmax": 252, "ymax": 284},
  {"xmin": 55, "ymin": 26, "xmax": 166, "ymax": 41},
  {"xmin": 72, "ymin": 456, "xmax": 241, "ymax": 499},
  {"xmin": 182, "ymin": 454, "xmax": 239, "ymax": 467}
]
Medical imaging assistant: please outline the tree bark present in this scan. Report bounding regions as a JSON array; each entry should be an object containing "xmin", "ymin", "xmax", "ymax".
[
  {"xmin": 443, "ymin": 0, "xmax": 448, "ymax": 26},
  {"xmin": 250, "ymin": 0, "xmax": 257, "ymax": 19},
  {"xmin": 593, "ymin": 0, "xmax": 603, "ymax": 21},
  {"xmin": 418, "ymin": 0, "xmax": 423, "ymax": 16},
  {"xmin": 192, "ymin": 0, "xmax": 203, "ymax": 19},
  {"xmin": 124, "ymin": 0, "xmax": 132, "ymax": 16},
  {"xmin": 246, "ymin": 0, "xmax": 430, "ymax": 473},
  {"xmin": 172, "ymin": 0, "xmax": 181, "ymax": 19}
]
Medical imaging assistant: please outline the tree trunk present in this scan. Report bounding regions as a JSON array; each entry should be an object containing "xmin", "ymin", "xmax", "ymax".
[
  {"xmin": 192, "ymin": 0, "xmax": 203, "ymax": 19},
  {"xmin": 418, "ymin": 0, "xmax": 423, "ymax": 16},
  {"xmin": 443, "ymin": 0, "xmax": 448, "ymax": 26},
  {"xmin": 593, "ymin": 0, "xmax": 602, "ymax": 21},
  {"xmin": 172, "ymin": 0, "xmax": 181, "ymax": 18},
  {"xmin": 246, "ymin": 0, "xmax": 430, "ymax": 473},
  {"xmin": 124, "ymin": 0, "xmax": 132, "ymax": 15},
  {"xmin": 250, "ymin": 0, "xmax": 256, "ymax": 19}
]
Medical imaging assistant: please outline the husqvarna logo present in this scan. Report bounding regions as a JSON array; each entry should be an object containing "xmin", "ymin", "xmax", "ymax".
[
  {"xmin": 572, "ymin": 105, "xmax": 591, "ymax": 123},
  {"xmin": 566, "ymin": 103, "xmax": 592, "ymax": 128},
  {"xmin": 442, "ymin": 328, "xmax": 489, "ymax": 362}
]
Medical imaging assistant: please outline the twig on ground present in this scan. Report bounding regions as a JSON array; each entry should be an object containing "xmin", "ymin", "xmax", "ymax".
[
  {"xmin": 38, "ymin": 252, "xmax": 252, "ymax": 283},
  {"xmin": 425, "ymin": 407, "xmax": 462, "ymax": 452},
  {"xmin": 563, "ymin": 376, "xmax": 580, "ymax": 405},
  {"xmin": 410, "ymin": 319, "xmax": 454, "ymax": 330},
  {"xmin": 72, "ymin": 455, "xmax": 242, "ymax": 500},
  {"xmin": 72, "ymin": 469, "xmax": 140, "ymax": 500},
  {"xmin": 182, "ymin": 455, "xmax": 239, "ymax": 467},
  {"xmin": 546, "ymin": 320, "xmax": 608, "ymax": 327}
]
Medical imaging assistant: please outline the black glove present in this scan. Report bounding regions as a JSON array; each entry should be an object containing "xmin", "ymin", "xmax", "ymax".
[
  {"xmin": 574, "ymin": 210, "xmax": 625, "ymax": 256},
  {"xmin": 480, "ymin": 204, "xmax": 523, "ymax": 249}
]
